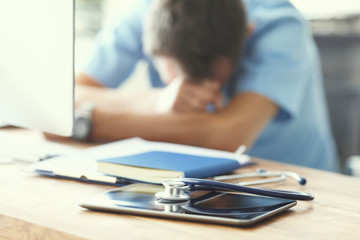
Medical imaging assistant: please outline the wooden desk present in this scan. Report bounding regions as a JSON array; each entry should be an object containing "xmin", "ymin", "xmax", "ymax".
[{"xmin": 1, "ymin": 128, "xmax": 360, "ymax": 240}]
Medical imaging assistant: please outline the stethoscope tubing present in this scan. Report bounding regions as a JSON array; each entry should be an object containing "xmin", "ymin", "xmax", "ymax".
[{"xmin": 178, "ymin": 178, "xmax": 314, "ymax": 201}]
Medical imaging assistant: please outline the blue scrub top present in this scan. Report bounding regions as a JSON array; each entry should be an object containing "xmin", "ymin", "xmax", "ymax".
[{"xmin": 84, "ymin": 0, "xmax": 339, "ymax": 172}]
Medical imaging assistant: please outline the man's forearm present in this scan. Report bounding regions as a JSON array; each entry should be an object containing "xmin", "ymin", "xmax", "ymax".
[
  {"xmin": 76, "ymin": 85, "xmax": 162, "ymax": 114},
  {"xmin": 87, "ymin": 92, "xmax": 278, "ymax": 153},
  {"xmin": 90, "ymin": 108, "xmax": 221, "ymax": 149}
]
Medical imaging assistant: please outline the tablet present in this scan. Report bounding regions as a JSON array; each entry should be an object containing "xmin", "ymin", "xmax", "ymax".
[{"xmin": 79, "ymin": 184, "xmax": 297, "ymax": 226}]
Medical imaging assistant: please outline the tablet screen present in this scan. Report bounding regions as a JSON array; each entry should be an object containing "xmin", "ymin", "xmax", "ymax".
[{"xmin": 80, "ymin": 184, "xmax": 297, "ymax": 226}]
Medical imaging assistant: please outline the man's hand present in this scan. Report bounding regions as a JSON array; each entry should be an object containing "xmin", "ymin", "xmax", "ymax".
[{"xmin": 156, "ymin": 77, "xmax": 223, "ymax": 113}]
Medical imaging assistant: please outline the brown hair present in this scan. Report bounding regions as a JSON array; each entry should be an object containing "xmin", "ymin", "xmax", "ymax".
[{"xmin": 144, "ymin": 0, "xmax": 247, "ymax": 80}]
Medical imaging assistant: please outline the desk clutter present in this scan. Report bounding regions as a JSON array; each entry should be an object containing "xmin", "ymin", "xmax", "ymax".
[
  {"xmin": 30, "ymin": 137, "xmax": 250, "ymax": 185},
  {"xmin": 29, "ymin": 137, "xmax": 314, "ymax": 226}
]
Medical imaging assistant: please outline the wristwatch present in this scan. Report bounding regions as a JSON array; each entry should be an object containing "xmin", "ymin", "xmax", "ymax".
[{"xmin": 72, "ymin": 102, "xmax": 95, "ymax": 141}]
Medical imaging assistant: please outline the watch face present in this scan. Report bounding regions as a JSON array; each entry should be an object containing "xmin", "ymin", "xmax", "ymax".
[{"xmin": 73, "ymin": 117, "xmax": 91, "ymax": 140}]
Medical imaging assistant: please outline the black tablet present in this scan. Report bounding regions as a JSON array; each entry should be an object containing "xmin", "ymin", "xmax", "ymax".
[{"xmin": 79, "ymin": 184, "xmax": 296, "ymax": 226}]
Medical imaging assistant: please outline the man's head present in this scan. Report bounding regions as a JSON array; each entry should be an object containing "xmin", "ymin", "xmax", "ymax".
[{"xmin": 144, "ymin": 0, "xmax": 247, "ymax": 84}]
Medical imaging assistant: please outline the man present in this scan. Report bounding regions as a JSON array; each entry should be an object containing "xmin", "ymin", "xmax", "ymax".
[{"xmin": 73, "ymin": 0, "xmax": 338, "ymax": 171}]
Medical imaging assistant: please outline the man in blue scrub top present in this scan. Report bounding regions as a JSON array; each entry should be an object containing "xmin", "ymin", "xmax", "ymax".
[{"xmin": 74, "ymin": 0, "xmax": 339, "ymax": 172}]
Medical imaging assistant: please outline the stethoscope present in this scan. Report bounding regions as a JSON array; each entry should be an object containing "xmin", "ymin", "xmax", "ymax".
[
  {"xmin": 155, "ymin": 169, "xmax": 314, "ymax": 202},
  {"xmin": 213, "ymin": 168, "xmax": 307, "ymax": 186}
]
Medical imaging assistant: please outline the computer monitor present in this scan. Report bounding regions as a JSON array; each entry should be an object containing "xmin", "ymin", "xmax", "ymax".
[{"xmin": 0, "ymin": 0, "xmax": 74, "ymax": 136}]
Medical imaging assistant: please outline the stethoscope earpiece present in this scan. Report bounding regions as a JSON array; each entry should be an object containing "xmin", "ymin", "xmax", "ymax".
[{"xmin": 298, "ymin": 177, "xmax": 307, "ymax": 185}]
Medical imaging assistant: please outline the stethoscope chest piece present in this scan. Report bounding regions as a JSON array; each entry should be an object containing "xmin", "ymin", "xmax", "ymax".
[{"xmin": 155, "ymin": 180, "xmax": 190, "ymax": 202}]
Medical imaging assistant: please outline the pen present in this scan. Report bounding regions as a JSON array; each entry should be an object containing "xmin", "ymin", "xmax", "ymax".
[
  {"xmin": 38, "ymin": 154, "xmax": 60, "ymax": 161},
  {"xmin": 0, "ymin": 151, "xmax": 56, "ymax": 163}
]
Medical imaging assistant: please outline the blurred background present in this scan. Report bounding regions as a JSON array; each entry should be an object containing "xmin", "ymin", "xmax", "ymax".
[{"xmin": 75, "ymin": 0, "xmax": 360, "ymax": 175}]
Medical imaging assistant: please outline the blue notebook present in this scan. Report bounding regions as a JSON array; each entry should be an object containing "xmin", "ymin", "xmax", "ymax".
[{"xmin": 96, "ymin": 150, "xmax": 244, "ymax": 184}]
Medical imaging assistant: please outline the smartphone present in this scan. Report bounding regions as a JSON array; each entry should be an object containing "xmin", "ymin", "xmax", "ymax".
[{"xmin": 79, "ymin": 184, "xmax": 297, "ymax": 226}]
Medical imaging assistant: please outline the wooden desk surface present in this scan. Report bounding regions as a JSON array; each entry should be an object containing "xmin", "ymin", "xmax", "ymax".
[{"xmin": 1, "ymin": 128, "xmax": 360, "ymax": 240}]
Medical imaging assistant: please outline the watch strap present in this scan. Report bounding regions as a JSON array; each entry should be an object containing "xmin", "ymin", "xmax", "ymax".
[{"xmin": 72, "ymin": 102, "xmax": 95, "ymax": 141}]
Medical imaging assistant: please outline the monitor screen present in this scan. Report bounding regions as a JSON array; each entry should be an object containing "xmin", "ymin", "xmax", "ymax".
[{"xmin": 0, "ymin": 0, "xmax": 74, "ymax": 136}]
